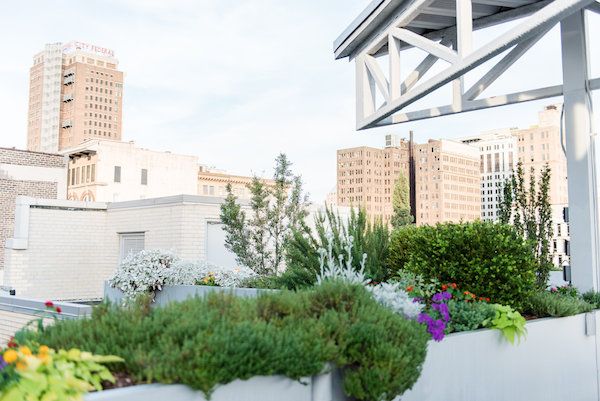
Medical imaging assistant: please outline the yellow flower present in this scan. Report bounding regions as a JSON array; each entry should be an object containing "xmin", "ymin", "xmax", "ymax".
[
  {"xmin": 3, "ymin": 349, "xmax": 18, "ymax": 364},
  {"xmin": 38, "ymin": 345, "xmax": 50, "ymax": 355},
  {"xmin": 19, "ymin": 346, "xmax": 32, "ymax": 356},
  {"xmin": 38, "ymin": 354, "xmax": 52, "ymax": 365},
  {"xmin": 16, "ymin": 361, "xmax": 27, "ymax": 371}
]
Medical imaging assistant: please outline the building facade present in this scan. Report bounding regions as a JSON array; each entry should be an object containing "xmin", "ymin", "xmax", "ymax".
[
  {"xmin": 337, "ymin": 137, "xmax": 410, "ymax": 224},
  {"xmin": 414, "ymin": 139, "xmax": 481, "ymax": 226},
  {"xmin": 514, "ymin": 104, "xmax": 570, "ymax": 267},
  {"xmin": 0, "ymin": 148, "xmax": 67, "ymax": 272},
  {"xmin": 198, "ymin": 166, "xmax": 274, "ymax": 199},
  {"xmin": 27, "ymin": 41, "xmax": 123, "ymax": 153},
  {"xmin": 337, "ymin": 136, "xmax": 480, "ymax": 226},
  {"xmin": 63, "ymin": 139, "xmax": 199, "ymax": 202},
  {"xmin": 461, "ymin": 129, "xmax": 517, "ymax": 221}
]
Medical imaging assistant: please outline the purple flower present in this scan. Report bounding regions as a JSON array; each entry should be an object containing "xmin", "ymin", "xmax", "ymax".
[
  {"xmin": 432, "ymin": 291, "xmax": 452, "ymax": 303},
  {"xmin": 0, "ymin": 359, "xmax": 7, "ymax": 371},
  {"xmin": 418, "ymin": 312, "xmax": 447, "ymax": 342},
  {"xmin": 432, "ymin": 302, "xmax": 450, "ymax": 322}
]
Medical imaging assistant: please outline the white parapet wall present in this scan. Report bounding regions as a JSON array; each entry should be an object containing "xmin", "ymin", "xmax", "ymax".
[{"xmin": 0, "ymin": 292, "xmax": 91, "ymax": 347}]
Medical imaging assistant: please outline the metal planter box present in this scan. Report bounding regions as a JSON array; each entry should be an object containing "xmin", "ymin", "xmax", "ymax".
[{"xmin": 86, "ymin": 370, "xmax": 345, "ymax": 401}]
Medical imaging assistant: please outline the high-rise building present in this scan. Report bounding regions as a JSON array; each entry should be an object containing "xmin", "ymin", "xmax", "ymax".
[
  {"xmin": 460, "ymin": 128, "xmax": 517, "ymax": 221},
  {"xmin": 514, "ymin": 104, "xmax": 569, "ymax": 267},
  {"xmin": 337, "ymin": 136, "xmax": 410, "ymax": 224},
  {"xmin": 337, "ymin": 136, "xmax": 480, "ymax": 226},
  {"xmin": 413, "ymin": 139, "xmax": 481, "ymax": 226},
  {"xmin": 27, "ymin": 41, "xmax": 123, "ymax": 153}
]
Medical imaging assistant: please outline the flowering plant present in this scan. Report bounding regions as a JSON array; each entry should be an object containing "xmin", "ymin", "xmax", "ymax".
[
  {"xmin": 167, "ymin": 260, "xmax": 256, "ymax": 288},
  {"xmin": 316, "ymin": 234, "xmax": 423, "ymax": 319},
  {"xmin": 0, "ymin": 344, "xmax": 122, "ymax": 401},
  {"xmin": 418, "ymin": 291, "xmax": 452, "ymax": 341},
  {"xmin": 550, "ymin": 284, "xmax": 579, "ymax": 298}
]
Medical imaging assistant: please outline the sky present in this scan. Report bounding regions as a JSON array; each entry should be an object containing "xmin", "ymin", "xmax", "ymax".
[{"xmin": 0, "ymin": 0, "xmax": 599, "ymax": 202}]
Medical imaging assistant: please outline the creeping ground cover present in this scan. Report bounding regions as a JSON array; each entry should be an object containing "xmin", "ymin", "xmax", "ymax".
[{"xmin": 20, "ymin": 281, "xmax": 429, "ymax": 401}]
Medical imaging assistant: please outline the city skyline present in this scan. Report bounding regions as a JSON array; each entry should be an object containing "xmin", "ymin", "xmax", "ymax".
[{"xmin": 1, "ymin": 0, "xmax": 599, "ymax": 201}]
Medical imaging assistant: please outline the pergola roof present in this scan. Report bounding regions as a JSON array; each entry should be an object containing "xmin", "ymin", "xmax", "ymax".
[{"xmin": 334, "ymin": 0, "xmax": 548, "ymax": 59}]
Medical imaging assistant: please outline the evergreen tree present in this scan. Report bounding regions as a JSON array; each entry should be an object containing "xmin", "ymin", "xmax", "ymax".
[
  {"xmin": 390, "ymin": 171, "xmax": 414, "ymax": 229},
  {"xmin": 498, "ymin": 162, "xmax": 553, "ymax": 288},
  {"xmin": 220, "ymin": 154, "xmax": 309, "ymax": 275}
]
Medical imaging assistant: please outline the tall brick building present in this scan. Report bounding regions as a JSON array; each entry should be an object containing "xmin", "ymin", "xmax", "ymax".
[
  {"xmin": 27, "ymin": 41, "xmax": 123, "ymax": 153},
  {"xmin": 0, "ymin": 148, "xmax": 67, "ymax": 272},
  {"xmin": 337, "ymin": 135, "xmax": 480, "ymax": 226}
]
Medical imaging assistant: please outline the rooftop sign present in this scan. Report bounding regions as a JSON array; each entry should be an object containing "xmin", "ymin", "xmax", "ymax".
[{"xmin": 62, "ymin": 41, "xmax": 115, "ymax": 58}]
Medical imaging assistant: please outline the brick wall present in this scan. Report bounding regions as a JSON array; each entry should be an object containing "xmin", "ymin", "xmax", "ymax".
[
  {"xmin": 0, "ymin": 147, "xmax": 65, "ymax": 168},
  {"xmin": 0, "ymin": 148, "xmax": 67, "ymax": 272},
  {"xmin": 0, "ymin": 180, "xmax": 57, "ymax": 271}
]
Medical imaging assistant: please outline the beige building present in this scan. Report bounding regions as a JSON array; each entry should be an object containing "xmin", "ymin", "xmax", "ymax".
[
  {"xmin": 27, "ymin": 41, "xmax": 123, "ymax": 153},
  {"xmin": 337, "ymin": 135, "xmax": 480, "ymax": 226},
  {"xmin": 198, "ymin": 166, "xmax": 274, "ymax": 199},
  {"xmin": 337, "ymin": 136, "xmax": 410, "ymax": 224},
  {"xmin": 414, "ymin": 139, "xmax": 481, "ymax": 226},
  {"xmin": 514, "ymin": 104, "xmax": 568, "ymax": 205},
  {"xmin": 514, "ymin": 104, "xmax": 569, "ymax": 267},
  {"xmin": 63, "ymin": 139, "xmax": 199, "ymax": 202}
]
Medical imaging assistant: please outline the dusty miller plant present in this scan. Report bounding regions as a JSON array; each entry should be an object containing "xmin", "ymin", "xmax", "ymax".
[
  {"xmin": 316, "ymin": 234, "xmax": 422, "ymax": 319},
  {"xmin": 109, "ymin": 250, "xmax": 255, "ymax": 299}
]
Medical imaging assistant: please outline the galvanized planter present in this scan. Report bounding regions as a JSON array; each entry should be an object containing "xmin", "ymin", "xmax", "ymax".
[
  {"xmin": 104, "ymin": 283, "xmax": 273, "ymax": 306},
  {"xmin": 85, "ymin": 370, "xmax": 345, "ymax": 401}
]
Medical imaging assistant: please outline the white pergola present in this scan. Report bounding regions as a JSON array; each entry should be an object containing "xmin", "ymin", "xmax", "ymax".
[{"xmin": 334, "ymin": 0, "xmax": 600, "ymax": 290}]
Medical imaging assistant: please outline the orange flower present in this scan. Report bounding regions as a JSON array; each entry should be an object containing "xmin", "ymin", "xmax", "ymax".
[
  {"xmin": 441, "ymin": 284, "xmax": 448, "ymax": 291},
  {"xmin": 406, "ymin": 286, "xmax": 414, "ymax": 292},
  {"xmin": 3, "ymin": 349, "xmax": 18, "ymax": 364},
  {"xmin": 486, "ymin": 298, "xmax": 490, "ymax": 302},
  {"xmin": 19, "ymin": 346, "xmax": 32, "ymax": 356},
  {"xmin": 464, "ymin": 291, "xmax": 469, "ymax": 295},
  {"xmin": 38, "ymin": 345, "xmax": 50, "ymax": 355},
  {"xmin": 16, "ymin": 361, "xmax": 27, "ymax": 371},
  {"xmin": 451, "ymin": 283, "xmax": 457, "ymax": 289}
]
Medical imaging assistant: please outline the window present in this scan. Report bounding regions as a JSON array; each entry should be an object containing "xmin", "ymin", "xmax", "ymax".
[
  {"xmin": 141, "ymin": 169, "xmax": 148, "ymax": 185},
  {"xmin": 119, "ymin": 232, "xmax": 145, "ymax": 262},
  {"xmin": 114, "ymin": 166, "xmax": 121, "ymax": 183}
]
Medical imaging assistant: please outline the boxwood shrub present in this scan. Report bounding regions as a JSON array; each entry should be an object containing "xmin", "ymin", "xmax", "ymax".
[
  {"xmin": 28, "ymin": 281, "xmax": 428, "ymax": 401},
  {"xmin": 388, "ymin": 221, "xmax": 537, "ymax": 309}
]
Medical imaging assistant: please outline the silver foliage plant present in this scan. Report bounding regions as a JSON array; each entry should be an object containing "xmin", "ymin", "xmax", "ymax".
[
  {"xmin": 109, "ymin": 249, "xmax": 256, "ymax": 298},
  {"xmin": 316, "ymin": 234, "xmax": 423, "ymax": 320}
]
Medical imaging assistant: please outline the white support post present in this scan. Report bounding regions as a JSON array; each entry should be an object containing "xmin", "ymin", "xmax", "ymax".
[
  {"xmin": 389, "ymin": 34, "xmax": 402, "ymax": 98},
  {"xmin": 560, "ymin": 10, "xmax": 600, "ymax": 291},
  {"xmin": 453, "ymin": 0, "xmax": 473, "ymax": 109},
  {"xmin": 356, "ymin": 55, "xmax": 376, "ymax": 127}
]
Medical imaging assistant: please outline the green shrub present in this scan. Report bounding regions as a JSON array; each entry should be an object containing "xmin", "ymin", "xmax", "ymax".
[
  {"xmin": 525, "ymin": 291, "xmax": 594, "ymax": 317},
  {"xmin": 388, "ymin": 221, "xmax": 538, "ymax": 309},
  {"xmin": 283, "ymin": 207, "xmax": 390, "ymax": 289},
  {"xmin": 582, "ymin": 290, "xmax": 600, "ymax": 309},
  {"xmin": 446, "ymin": 300, "xmax": 495, "ymax": 333},
  {"xmin": 26, "ymin": 281, "xmax": 428, "ymax": 401}
]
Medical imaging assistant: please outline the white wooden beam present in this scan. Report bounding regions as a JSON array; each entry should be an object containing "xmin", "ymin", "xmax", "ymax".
[
  {"xmin": 355, "ymin": 55, "xmax": 375, "ymax": 125},
  {"xmin": 359, "ymin": 0, "xmax": 594, "ymax": 129},
  {"xmin": 453, "ymin": 0, "xmax": 473, "ymax": 109},
  {"xmin": 389, "ymin": 34, "xmax": 402, "ymax": 98},
  {"xmin": 364, "ymin": 55, "xmax": 390, "ymax": 101},
  {"xmin": 586, "ymin": 1, "xmax": 600, "ymax": 14},
  {"xmin": 464, "ymin": 27, "xmax": 550, "ymax": 100},
  {"xmin": 401, "ymin": 36, "xmax": 453, "ymax": 94},
  {"xmin": 391, "ymin": 28, "xmax": 458, "ymax": 63}
]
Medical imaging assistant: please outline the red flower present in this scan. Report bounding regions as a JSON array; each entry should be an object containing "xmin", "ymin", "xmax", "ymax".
[
  {"xmin": 486, "ymin": 298, "xmax": 490, "ymax": 302},
  {"xmin": 451, "ymin": 283, "xmax": 457, "ymax": 289},
  {"xmin": 406, "ymin": 286, "xmax": 414, "ymax": 293},
  {"xmin": 55, "ymin": 306, "xmax": 62, "ymax": 314},
  {"xmin": 44, "ymin": 301, "xmax": 54, "ymax": 307},
  {"xmin": 441, "ymin": 284, "xmax": 448, "ymax": 291},
  {"xmin": 7, "ymin": 336, "xmax": 17, "ymax": 348}
]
